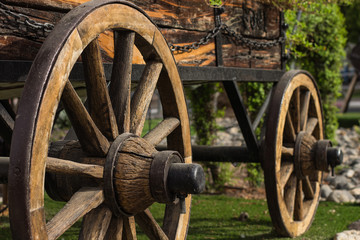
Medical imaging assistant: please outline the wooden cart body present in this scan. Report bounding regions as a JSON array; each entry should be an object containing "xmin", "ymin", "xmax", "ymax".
[{"xmin": 0, "ymin": 0, "xmax": 284, "ymax": 68}]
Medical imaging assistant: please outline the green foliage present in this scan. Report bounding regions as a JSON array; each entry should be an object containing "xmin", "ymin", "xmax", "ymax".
[
  {"xmin": 207, "ymin": 0, "xmax": 223, "ymax": 7},
  {"xmin": 261, "ymin": 0, "xmax": 353, "ymax": 10},
  {"xmin": 186, "ymin": 84, "xmax": 232, "ymax": 191},
  {"xmin": 341, "ymin": 0, "xmax": 360, "ymax": 44},
  {"xmin": 285, "ymin": 2, "xmax": 347, "ymax": 141},
  {"xmin": 186, "ymin": 84, "xmax": 221, "ymax": 146},
  {"xmin": 245, "ymin": 163, "xmax": 264, "ymax": 187}
]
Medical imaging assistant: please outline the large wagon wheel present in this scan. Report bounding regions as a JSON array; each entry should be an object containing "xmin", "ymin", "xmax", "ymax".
[
  {"xmin": 263, "ymin": 70, "xmax": 341, "ymax": 237},
  {"xmin": 9, "ymin": 0, "xmax": 204, "ymax": 239}
]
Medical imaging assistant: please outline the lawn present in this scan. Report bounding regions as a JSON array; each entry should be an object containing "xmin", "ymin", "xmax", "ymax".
[{"xmin": 1, "ymin": 194, "xmax": 360, "ymax": 239}]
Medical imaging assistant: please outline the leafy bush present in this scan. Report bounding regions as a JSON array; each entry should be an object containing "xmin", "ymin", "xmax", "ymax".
[
  {"xmin": 341, "ymin": 0, "xmax": 360, "ymax": 44},
  {"xmin": 185, "ymin": 84, "xmax": 233, "ymax": 191},
  {"xmin": 285, "ymin": 2, "xmax": 347, "ymax": 141}
]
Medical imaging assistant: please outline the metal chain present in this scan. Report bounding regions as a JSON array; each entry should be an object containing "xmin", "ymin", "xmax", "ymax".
[
  {"xmin": 0, "ymin": 2, "xmax": 283, "ymax": 52},
  {"xmin": 0, "ymin": 2, "xmax": 54, "ymax": 39},
  {"xmin": 169, "ymin": 23, "xmax": 285, "ymax": 53}
]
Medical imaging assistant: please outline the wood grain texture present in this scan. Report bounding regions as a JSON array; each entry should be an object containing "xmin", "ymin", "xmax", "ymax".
[
  {"xmin": 284, "ymin": 111, "xmax": 296, "ymax": 143},
  {"xmin": 46, "ymin": 156, "xmax": 103, "ymax": 179},
  {"xmin": 114, "ymin": 137, "xmax": 156, "ymax": 215},
  {"xmin": 104, "ymin": 216, "xmax": 124, "ymax": 240},
  {"xmin": 0, "ymin": 0, "xmax": 282, "ymax": 69},
  {"xmin": 130, "ymin": 60, "xmax": 163, "ymax": 135},
  {"xmin": 279, "ymin": 161, "xmax": 294, "ymax": 189},
  {"xmin": 109, "ymin": 31, "xmax": 134, "ymax": 133},
  {"xmin": 135, "ymin": 209, "xmax": 169, "ymax": 240},
  {"xmin": 284, "ymin": 174, "xmax": 296, "ymax": 218},
  {"xmin": 46, "ymin": 187, "xmax": 104, "ymax": 240},
  {"xmin": 79, "ymin": 204, "xmax": 112, "ymax": 240},
  {"xmin": 143, "ymin": 118, "xmax": 180, "ymax": 146},
  {"xmin": 300, "ymin": 91, "xmax": 310, "ymax": 131},
  {"xmin": 294, "ymin": 179, "xmax": 303, "ymax": 221},
  {"xmin": 82, "ymin": 38, "xmax": 119, "ymax": 140},
  {"xmin": 123, "ymin": 216, "xmax": 137, "ymax": 240},
  {"xmin": 305, "ymin": 117, "xmax": 318, "ymax": 135},
  {"xmin": 62, "ymin": 80, "xmax": 110, "ymax": 157}
]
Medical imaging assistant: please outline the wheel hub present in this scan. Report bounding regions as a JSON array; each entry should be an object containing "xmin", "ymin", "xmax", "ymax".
[
  {"xmin": 103, "ymin": 133, "xmax": 205, "ymax": 216},
  {"xmin": 294, "ymin": 131, "xmax": 343, "ymax": 179}
]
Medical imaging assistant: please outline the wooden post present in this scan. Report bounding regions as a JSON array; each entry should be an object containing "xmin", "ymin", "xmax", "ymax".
[{"xmin": 340, "ymin": 72, "xmax": 358, "ymax": 113}]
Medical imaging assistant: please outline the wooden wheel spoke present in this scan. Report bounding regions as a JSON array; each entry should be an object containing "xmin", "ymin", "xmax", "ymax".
[
  {"xmin": 82, "ymin": 39, "xmax": 119, "ymax": 140},
  {"xmin": 62, "ymin": 81, "xmax": 110, "ymax": 156},
  {"xmin": 305, "ymin": 117, "xmax": 318, "ymax": 135},
  {"xmin": 284, "ymin": 174, "xmax": 296, "ymax": 217},
  {"xmin": 135, "ymin": 209, "xmax": 169, "ymax": 240},
  {"xmin": 105, "ymin": 216, "xmax": 124, "ymax": 239},
  {"xmin": 300, "ymin": 90, "xmax": 311, "ymax": 131},
  {"xmin": 46, "ymin": 187, "xmax": 104, "ymax": 240},
  {"xmin": 302, "ymin": 176, "xmax": 314, "ymax": 200},
  {"xmin": 130, "ymin": 61, "xmax": 163, "ymax": 135},
  {"xmin": 46, "ymin": 157, "xmax": 103, "ymax": 179},
  {"xmin": 280, "ymin": 161, "xmax": 294, "ymax": 189},
  {"xmin": 281, "ymin": 146, "xmax": 294, "ymax": 161},
  {"xmin": 284, "ymin": 111, "xmax": 296, "ymax": 143},
  {"xmin": 290, "ymin": 88, "xmax": 301, "ymax": 133},
  {"xmin": 294, "ymin": 179, "xmax": 304, "ymax": 221},
  {"xmin": 79, "ymin": 204, "xmax": 112, "ymax": 240},
  {"xmin": 109, "ymin": 31, "xmax": 135, "ymax": 133},
  {"xmin": 143, "ymin": 118, "xmax": 180, "ymax": 146},
  {"xmin": 123, "ymin": 216, "xmax": 137, "ymax": 240}
]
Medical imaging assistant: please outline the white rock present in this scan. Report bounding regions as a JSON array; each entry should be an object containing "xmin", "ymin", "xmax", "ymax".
[
  {"xmin": 351, "ymin": 188, "xmax": 360, "ymax": 197},
  {"xmin": 334, "ymin": 230, "xmax": 360, "ymax": 240},
  {"xmin": 229, "ymin": 127, "xmax": 239, "ymax": 135},
  {"xmin": 321, "ymin": 185, "xmax": 333, "ymax": 199},
  {"xmin": 346, "ymin": 169, "xmax": 356, "ymax": 178},
  {"xmin": 330, "ymin": 176, "xmax": 350, "ymax": 189},
  {"xmin": 327, "ymin": 190, "xmax": 356, "ymax": 203}
]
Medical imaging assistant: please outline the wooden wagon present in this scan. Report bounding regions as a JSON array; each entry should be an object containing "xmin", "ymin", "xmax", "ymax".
[{"xmin": 0, "ymin": 0, "xmax": 343, "ymax": 239}]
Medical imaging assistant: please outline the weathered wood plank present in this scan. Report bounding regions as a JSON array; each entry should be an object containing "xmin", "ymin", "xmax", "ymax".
[
  {"xmin": 0, "ymin": 0, "xmax": 282, "ymax": 69},
  {"xmin": 135, "ymin": 209, "xmax": 169, "ymax": 240},
  {"xmin": 62, "ymin": 80, "xmax": 110, "ymax": 157},
  {"xmin": 130, "ymin": 60, "xmax": 162, "ymax": 135},
  {"xmin": 46, "ymin": 187, "xmax": 104, "ymax": 240},
  {"xmin": 3, "ymin": 0, "xmax": 280, "ymax": 37},
  {"xmin": 82, "ymin": 39, "xmax": 119, "ymax": 140},
  {"xmin": 79, "ymin": 204, "xmax": 112, "ymax": 240},
  {"xmin": 46, "ymin": 157, "xmax": 104, "ymax": 179},
  {"xmin": 109, "ymin": 31, "xmax": 134, "ymax": 133}
]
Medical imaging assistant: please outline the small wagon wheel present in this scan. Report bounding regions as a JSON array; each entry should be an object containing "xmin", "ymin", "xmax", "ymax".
[
  {"xmin": 9, "ymin": 0, "xmax": 203, "ymax": 239},
  {"xmin": 263, "ymin": 70, "xmax": 332, "ymax": 237}
]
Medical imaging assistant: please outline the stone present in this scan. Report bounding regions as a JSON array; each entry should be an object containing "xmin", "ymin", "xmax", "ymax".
[
  {"xmin": 330, "ymin": 176, "xmax": 351, "ymax": 189},
  {"xmin": 327, "ymin": 190, "xmax": 356, "ymax": 203},
  {"xmin": 354, "ymin": 164, "xmax": 360, "ymax": 172},
  {"xmin": 345, "ymin": 182, "xmax": 356, "ymax": 190},
  {"xmin": 334, "ymin": 230, "xmax": 360, "ymax": 240},
  {"xmin": 320, "ymin": 184, "xmax": 333, "ymax": 199},
  {"xmin": 229, "ymin": 127, "xmax": 239, "ymax": 135},
  {"xmin": 346, "ymin": 169, "xmax": 356, "ymax": 178},
  {"xmin": 351, "ymin": 188, "xmax": 360, "ymax": 198},
  {"xmin": 349, "ymin": 220, "xmax": 360, "ymax": 231}
]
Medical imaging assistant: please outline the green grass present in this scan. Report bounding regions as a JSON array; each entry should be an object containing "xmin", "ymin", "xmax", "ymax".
[
  {"xmin": 1, "ymin": 194, "xmax": 360, "ymax": 239},
  {"xmin": 188, "ymin": 195, "xmax": 360, "ymax": 240}
]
